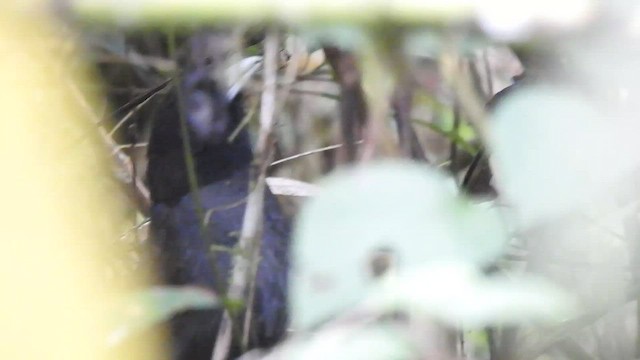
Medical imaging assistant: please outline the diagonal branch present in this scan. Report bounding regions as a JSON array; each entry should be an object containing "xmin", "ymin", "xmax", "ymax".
[{"xmin": 67, "ymin": 81, "xmax": 151, "ymax": 215}]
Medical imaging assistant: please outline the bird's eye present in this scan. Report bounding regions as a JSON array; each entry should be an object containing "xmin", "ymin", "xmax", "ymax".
[{"xmin": 204, "ymin": 57, "xmax": 213, "ymax": 66}]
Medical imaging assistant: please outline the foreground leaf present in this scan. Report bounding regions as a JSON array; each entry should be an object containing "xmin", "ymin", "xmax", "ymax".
[
  {"xmin": 366, "ymin": 264, "xmax": 578, "ymax": 327},
  {"xmin": 291, "ymin": 161, "xmax": 507, "ymax": 329},
  {"xmin": 107, "ymin": 286, "xmax": 219, "ymax": 346}
]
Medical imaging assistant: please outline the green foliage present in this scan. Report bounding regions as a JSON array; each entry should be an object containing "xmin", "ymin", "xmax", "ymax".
[
  {"xmin": 73, "ymin": 1, "xmax": 473, "ymax": 27},
  {"xmin": 79, "ymin": 3, "xmax": 630, "ymax": 356},
  {"xmin": 405, "ymin": 30, "xmax": 489, "ymax": 58},
  {"xmin": 299, "ymin": 25, "xmax": 370, "ymax": 52}
]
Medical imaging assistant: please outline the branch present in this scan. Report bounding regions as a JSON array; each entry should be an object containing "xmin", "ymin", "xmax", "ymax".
[
  {"xmin": 212, "ymin": 28, "xmax": 279, "ymax": 360},
  {"xmin": 270, "ymin": 141, "xmax": 362, "ymax": 168},
  {"xmin": 323, "ymin": 46, "xmax": 367, "ymax": 163},
  {"xmin": 392, "ymin": 81, "xmax": 427, "ymax": 162},
  {"xmin": 66, "ymin": 81, "xmax": 151, "ymax": 215},
  {"xmin": 440, "ymin": 49, "xmax": 489, "ymax": 142}
]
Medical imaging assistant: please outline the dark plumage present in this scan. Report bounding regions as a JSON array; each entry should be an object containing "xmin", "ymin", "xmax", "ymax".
[
  {"xmin": 146, "ymin": 42, "xmax": 290, "ymax": 360},
  {"xmin": 462, "ymin": 74, "xmax": 526, "ymax": 196}
]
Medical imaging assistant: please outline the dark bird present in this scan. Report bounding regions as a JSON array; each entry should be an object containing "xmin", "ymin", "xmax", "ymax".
[
  {"xmin": 146, "ymin": 34, "xmax": 290, "ymax": 360},
  {"xmin": 461, "ymin": 73, "xmax": 526, "ymax": 196}
]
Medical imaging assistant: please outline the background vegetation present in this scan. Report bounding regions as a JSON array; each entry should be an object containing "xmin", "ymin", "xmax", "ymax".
[{"xmin": 3, "ymin": 1, "xmax": 640, "ymax": 359}]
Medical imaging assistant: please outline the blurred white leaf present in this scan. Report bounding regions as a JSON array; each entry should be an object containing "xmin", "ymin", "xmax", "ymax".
[
  {"xmin": 291, "ymin": 161, "xmax": 507, "ymax": 329},
  {"xmin": 490, "ymin": 85, "xmax": 640, "ymax": 227},
  {"xmin": 284, "ymin": 324, "xmax": 412, "ymax": 360},
  {"xmin": 476, "ymin": 0, "xmax": 594, "ymax": 40},
  {"xmin": 365, "ymin": 263, "xmax": 578, "ymax": 327}
]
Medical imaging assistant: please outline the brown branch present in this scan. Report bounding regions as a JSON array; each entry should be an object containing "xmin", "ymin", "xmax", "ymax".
[
  {"xmin": 440, "ymin": 50, "xmax": 489, "ymax": 142},
  {"xmin": 323, "ymin": 46, "xmax": 367, "ymax": 163},
  {"xmin": 392, "ymin": 81, "xmax": 427, "ymax": 162},
  {"xmin": 212, "ymin": 29, "xmax": 279, "ymax": 360}
]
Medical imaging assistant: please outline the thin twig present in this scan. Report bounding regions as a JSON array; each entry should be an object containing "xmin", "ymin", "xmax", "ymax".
[
  {"xmin": 287, "ymin": 88, "xmax": 339, "ymax": 100},
  {"xmin": 440, "ymin": 49, "xmax": 489, "ymax": 141},
  {"xmin": 449, "ymin": 102, "xmax": 461, "ymax": 172},
  {"xmin": 112, "ymin": 142, "xmax": 148, "ymax": 154},
  {"xmin": 66, "ymin": 81, "xmax": 151, "ymax": 215},
  {"xmin": 110, "ymin": 78, "xmax": 171, "ymax": 120},
  {"xmin": 94, "ymin": 51, "xmax": 175, "ymax": 73},
  {"xmin": 212, "ymin": 29, "xmax": 279, "ymax": 360},
  {"xmin": 270, "ymin": 141, "xmax": 362, "ymax": 167},
  {"xmin": 392, "ymin": 80, "xmax": 427, "ymax": 162},
  {"xmin": 228, "ymin": 97, "xmax": 258, "ymax": 143},
  {"xmin": 244, "ymin": 28, "xmax": 280, "ymax": 351},
  {"xmin": 108, "ymin": 81, "xmax": 168, "ymax": 137}
]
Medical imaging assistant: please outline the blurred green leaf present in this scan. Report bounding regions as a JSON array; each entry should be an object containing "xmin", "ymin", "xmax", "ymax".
[
  {"xmin": 291, "ymin": 161, "xmax": 507, "ymax": 329},
  {"xmin": 74, "ymin": 1, "xmax": 474, "ymax": 26},
  {"xmin": 365, "ymin": 263, "xmax": 578, "ymax": 327},
  {"xmin": 404, "ymin": 29, "xmax": 488, "ymax": 58},
  {"xmin": 489, "ymin": 85, "xmax": 640, "ymax": 226},
  {"xmin": 412, "ymin": 91, "xmax": 479, "ymax": 154},
  {"xmin": 299, "ymin": 25, "xmax": 370, "ymax": 51},
  {"xmin": 413, "ymin": 118, "xmax": 478, "ymax": 154},
  {"xmin": 107, "ymin": 286, "xmax": 219, "ymax": 347},
  {"xmin": 465, "ymin": 329, "xmax": 490, "ymax": 356}
]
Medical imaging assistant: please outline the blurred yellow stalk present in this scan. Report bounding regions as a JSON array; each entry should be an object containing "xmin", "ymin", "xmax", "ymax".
[{"xmin": 0, "ymin": 4, "xmax": 161, "ymax": 360}]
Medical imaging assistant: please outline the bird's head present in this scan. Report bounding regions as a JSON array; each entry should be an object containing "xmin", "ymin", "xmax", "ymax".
[{"xmin": 179, "ymin": 30, "xmax": 243, "ymax": 147}]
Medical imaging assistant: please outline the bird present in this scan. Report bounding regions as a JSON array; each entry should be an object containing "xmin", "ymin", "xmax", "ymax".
[
  {"xmin": 461, "ymin": 73, "xmax": 526, "ymax": 196},
  {"xmin": 146, "ymin": 34, "xmax": 290, "ymax": 360}
]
